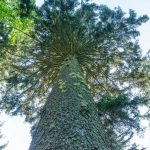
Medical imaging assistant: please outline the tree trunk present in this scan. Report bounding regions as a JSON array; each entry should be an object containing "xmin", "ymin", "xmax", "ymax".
[{"xmin": 29, "ymin": 57, "xmax": 112, "ymax": 150}]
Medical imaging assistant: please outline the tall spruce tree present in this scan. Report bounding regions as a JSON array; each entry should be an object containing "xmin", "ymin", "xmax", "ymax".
[{"xmin": 0, "ymin": 0, "xmax": 150, "ymax": 149}]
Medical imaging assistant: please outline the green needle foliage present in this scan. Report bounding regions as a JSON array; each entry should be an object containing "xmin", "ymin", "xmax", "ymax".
[
  {"xmin": 0, "ymin": 0, "xmax": 150, "ymax": 148},
  {"xmin": 0, "ymin": 122, "xmax": 7, "ymax": 150}
]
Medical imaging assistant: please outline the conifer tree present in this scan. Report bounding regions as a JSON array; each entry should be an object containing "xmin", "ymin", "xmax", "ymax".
[{"xmin": 0, "ymin": 0, "xmax": 150, "ymax": 149}]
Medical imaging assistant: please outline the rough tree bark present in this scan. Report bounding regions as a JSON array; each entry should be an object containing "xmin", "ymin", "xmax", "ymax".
[{"xmin": 29, "ymin": 57, "xmax": 112, "ymax": 150}]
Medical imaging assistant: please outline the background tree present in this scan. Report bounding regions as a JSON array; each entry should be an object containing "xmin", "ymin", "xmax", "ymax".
[
  {"xmin": 0, "ymin": 0, "xmax": 150, "ymax": 149},
  {"xmin": 0, "ymin": 0, "xmax": 35, "ymax": 81}
]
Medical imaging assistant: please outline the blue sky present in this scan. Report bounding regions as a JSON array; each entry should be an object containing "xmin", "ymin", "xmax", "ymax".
[{"xmin": 1, "ymin": 0, "xmax": 150, "ymax": 150}]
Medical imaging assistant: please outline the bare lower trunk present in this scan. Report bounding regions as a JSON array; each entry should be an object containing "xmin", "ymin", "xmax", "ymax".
[{"xmin": 29, "ymin": 57, "xmax": 112, "ymax": 150}]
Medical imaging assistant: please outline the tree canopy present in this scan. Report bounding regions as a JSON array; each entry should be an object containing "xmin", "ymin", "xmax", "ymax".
[{"xmin": 0, "ymin": 0, "xmax": 150, "ymax": 148}]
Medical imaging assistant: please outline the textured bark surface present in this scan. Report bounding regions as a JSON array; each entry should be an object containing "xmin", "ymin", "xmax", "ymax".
[{"xmin": 29, "ymin": 58, "xmax": 112, "ymax": 150}]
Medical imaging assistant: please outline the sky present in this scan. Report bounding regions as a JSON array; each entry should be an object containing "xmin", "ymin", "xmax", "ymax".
[{"xmin": 1, "ymin": 0, "xmax": 150, "ymax": 150}]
